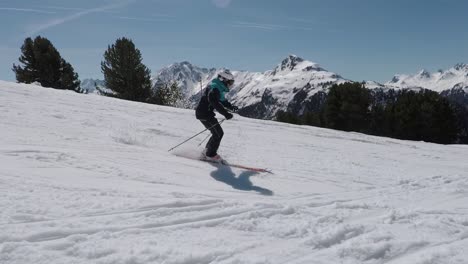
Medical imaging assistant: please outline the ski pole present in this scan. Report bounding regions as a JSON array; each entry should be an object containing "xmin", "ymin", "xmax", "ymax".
[
  {"xmin": 168, "ymin": 119, "xmax": 225, "ymax": 152},
  {"xmin": 198, "ymin": 133, "xmax": 211, "ymax": 146}
]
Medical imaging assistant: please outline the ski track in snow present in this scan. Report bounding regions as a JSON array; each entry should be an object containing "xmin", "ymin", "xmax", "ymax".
[{"xmin": 1, "ymin": 80, "xmax": 468, "ymax": 264}]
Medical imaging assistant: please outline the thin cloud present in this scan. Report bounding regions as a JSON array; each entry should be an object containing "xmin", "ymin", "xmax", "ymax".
[
  {"xmin": 42, "ymin": 5, "xmax": 120, "ymax": 14},
  {"xmin": 231, "ymin": 21, "xmax": 288, "ymax": 31},
  {"xmin": 231, "ymin": 21, "xmax": 333, "ymax": 32},
  {"xmin": 285, "ymin": 16, "xmax": 332, "ymax": 28},
  {"xmin": 117, "ymin": 16, "xmax": 173, "ymax": 23},
  {"xmin": 212, "ymin": 0, "xmax": 232, "ymax": 8},
  {"xmin": 150, "ymin": 13, "xmax": 176, "ymax": 18},
  {"xmin": 26, "ymin": 0, "xmax": 135, "ymax": 35},
  {"xmin": 0, "ymin": 7, "xmax": 56, "ymax": 14},
  {"xmin": 286, "ymin": 17, "xmax": 318, "ymax": 24},
  {"xmin": 43, "ymin": 6, "xmax": 85, "ymax": 11}
]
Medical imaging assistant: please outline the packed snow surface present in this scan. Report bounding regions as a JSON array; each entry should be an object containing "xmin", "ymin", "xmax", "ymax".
[{"xmin": 1, "ymin": 80, "xmax": 468, "ymax": 264}]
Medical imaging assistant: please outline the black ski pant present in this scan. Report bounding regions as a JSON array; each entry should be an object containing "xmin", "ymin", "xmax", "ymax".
[{"xmin": 199, "ymin": 117, "xmax": 224, "ymax": 157}]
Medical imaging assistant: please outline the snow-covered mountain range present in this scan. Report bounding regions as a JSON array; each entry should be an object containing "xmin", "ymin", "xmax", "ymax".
[
  {"xmin": 152, "ymin": 56, "xmax": 468, "ymax": 118},
  {"xmin": 153, "ymin": 55, "xmax": 348, "ymax": 118},
  {"xmin": 385, "ymin": 63, "xmax": 468, "ymax": 92}
]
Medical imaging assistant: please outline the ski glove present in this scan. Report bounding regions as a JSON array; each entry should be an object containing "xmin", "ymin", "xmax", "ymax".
[{"xmin": 225, "ymin": 113, "xmax": 233, "ymax": 120}]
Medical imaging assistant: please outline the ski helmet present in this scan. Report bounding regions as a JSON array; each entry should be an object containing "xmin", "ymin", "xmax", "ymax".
[{"xmin": 218, "ymin": 69, "xmax": 235, "ymax": 87}]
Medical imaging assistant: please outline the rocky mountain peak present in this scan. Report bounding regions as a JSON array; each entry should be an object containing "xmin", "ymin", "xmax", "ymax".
[
  {"xmin": 454, "ymin": 63, "xmax": 468, "ymax": 71},
  {"xmin": 417, "ymin": 69, "xmax": 431, "ymax": 78},
  {"xmin": 278, "ymin": 54, "xmax": 304, "ymax": 71}
]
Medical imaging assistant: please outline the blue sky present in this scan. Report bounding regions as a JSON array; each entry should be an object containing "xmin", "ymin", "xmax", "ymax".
[{"xmin": 1, "ymin": 0, "xmax": 467, "ymax": 82}]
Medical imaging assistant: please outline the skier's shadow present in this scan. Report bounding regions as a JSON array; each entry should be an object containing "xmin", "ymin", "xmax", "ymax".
[{"xmin": 209, "ymin": 163, "xmax": 274, "ymax": 196}]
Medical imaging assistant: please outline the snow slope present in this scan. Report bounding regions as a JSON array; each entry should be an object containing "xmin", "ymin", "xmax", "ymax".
[{"xmin": 1, "ymin": 80, "xmax": 468, "ymax": 264}]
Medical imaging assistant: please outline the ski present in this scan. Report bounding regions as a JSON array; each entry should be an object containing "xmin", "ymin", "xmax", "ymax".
[
  {"xmin": 173, "ymin": 153, "xmax": 273, "ymax": 174},
  {"xmin": 201, "ymin": 158, "xmax": 273, "ymax": 174},
  {"xmin": 223, "ymin": 162, "xmax": 273, "ymax": 174}
]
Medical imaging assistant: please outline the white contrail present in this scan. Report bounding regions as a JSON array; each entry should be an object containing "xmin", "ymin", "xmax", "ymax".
[
  {"xmin": 212, "ymin": 0, "xmax": 232, "ymax": 8},
  {"xmin": 43, "ymin": 5, "xmax": 120, "ymax": 14},
  {"xmin": 117, "ymin": 16, "xmax": 173, "ymax": 23},
  {"xmin": 26, "ymin": 0, "xmax": 135, "ymax": 35},
  {"xmin": 231, "ymin": 21, "xmax": 287, "ymax": 31},
  {"xmin": 42, "ymin": 6, "xmax": 86, "ymax": 11},
  {"xmin": 231, "ymin": 21, "xmax": 330, "ymax": 32},
  {"xmin": 0, "ymin": 7, "xmax": 56, "ymax": 14}
]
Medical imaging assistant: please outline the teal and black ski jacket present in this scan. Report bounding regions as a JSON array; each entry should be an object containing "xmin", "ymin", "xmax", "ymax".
[{"xmin": 195, "ymin": 78, "xmax": 234, "ymax": 120}]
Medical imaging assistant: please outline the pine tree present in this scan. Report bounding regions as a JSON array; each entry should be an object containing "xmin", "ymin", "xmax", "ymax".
[
  {"xmin": 59, "ymin": 59, "xmax": 81, "ymax": 91},
  {"xmin": 168, "ymin": 81, "xmax": 183, "ymax": 107},
  {"xmin": 151, "ymin": 81, "xmax": 170, "ymax": 105},
  {"xmin": 369, "ymin": 104, "xmax": 388, "ymax": 136},
  {"xmin": 151, "ymin": 80, "xmax": 183, "ymax": 107},
  {"xmin": 324, "ymin": 82, "xmax": 371, "ymax": 132},
  {"xmin": 276, "ymin": 111, "xmax": 301, "ymax": 125},
  {"xmin": 389, "ymin": 90, "xmax": 458, "ymax": 144},
  {"xmin": 12, "ymin": 37, "xmax": 36, "ymax": 83},
  {"xmin": 100, "ymin": 37, "xmax": 152, "ymax": 102},
  {"xmin": 302, "ymin": 112, "xmax": 323, "ymax": 127},
  {"xmin": 12, "ymin": 36, "xmax": 81, "ymax": 91},
  {"xmin": 33, "ymin": 36, "xmax": 61, "ymax": 88}
]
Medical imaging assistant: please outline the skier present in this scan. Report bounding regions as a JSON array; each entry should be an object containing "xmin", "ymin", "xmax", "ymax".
[{"xmin": 195, "ymin": 69, "xmax": 238, "ymax": 162}]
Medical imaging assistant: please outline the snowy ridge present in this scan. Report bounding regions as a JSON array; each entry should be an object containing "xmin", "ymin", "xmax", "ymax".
[
  {"xmin": 1, "ymin": 80, "xmax": 468, "ymax": 264},
  {"xmin": 386, "ymin": 63, "xmax": 468, "ymax": 92},
  {"xmin": 151, "ymin": 61, "xmax": 218, "ymax": 97},
  {"xmin": 363, "ymin": 80, "xmax": 387, "ymax": 90},
  {"xmin": 231, "ymin": 55, "xmax": 346, "ymax": 115},
  {"xmin": 80, "ymin": 78, "xmax": 106, "ymax": 93}
]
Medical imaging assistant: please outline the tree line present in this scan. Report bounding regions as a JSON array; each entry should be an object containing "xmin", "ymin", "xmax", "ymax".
[
  {"xmin": 12, "ymin": 36, "xmax": 181, "ymax": 106},
  {"xmin": 277, "ymin": 82, "xmax": 468, "ymax": 144}
]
